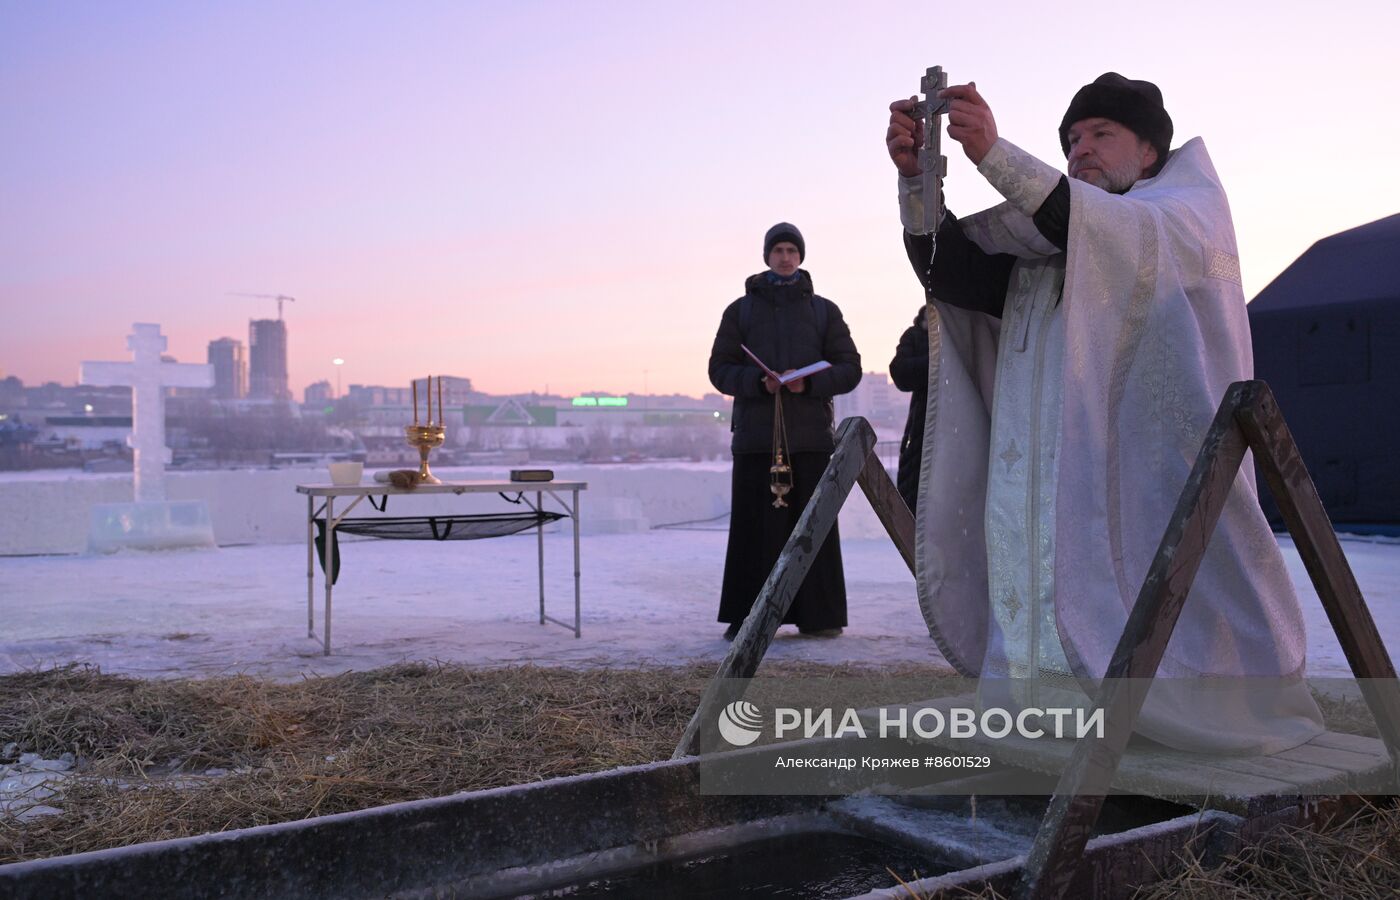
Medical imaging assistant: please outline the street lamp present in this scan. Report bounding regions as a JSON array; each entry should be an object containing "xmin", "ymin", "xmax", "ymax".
[{"xmin": 332, "ymin": 358, "xmax": 345, "ymax": 398}]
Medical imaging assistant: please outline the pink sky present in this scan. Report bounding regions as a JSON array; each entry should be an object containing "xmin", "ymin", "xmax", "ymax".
[{"xmin": 3, "ymin": 2, "xmax": 1398, "ymax": 399}]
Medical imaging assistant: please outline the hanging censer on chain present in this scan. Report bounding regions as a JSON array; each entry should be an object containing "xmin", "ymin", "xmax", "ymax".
[{"xmin": 769, "ymin": 387, "xmax": 793, "ymax": 507}]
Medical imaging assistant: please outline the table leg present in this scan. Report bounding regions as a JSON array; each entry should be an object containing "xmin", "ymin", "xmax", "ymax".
[
  {"xmin": 303, "ymin": 495, "xmax": 312, "ymax": 638},
  {"xmin": 307, "ymin": 494, "xmax": 315, "ymax": 637},
  {"xmin": 537, "ymin": 490, "xmax": 546, "ymax": 626},
  {"xmin": 573, "ymin": 489, "xmax": 581, "ymax": 638},
  {"xmin": 322, "ymin": 494, "xmax": 334, "ymax": 656}
]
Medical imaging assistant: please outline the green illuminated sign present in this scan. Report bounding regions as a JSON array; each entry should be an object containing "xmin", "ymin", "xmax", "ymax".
[{"xmin": 571, "ymin": 396, "xmax": 628, "ymax": 407}]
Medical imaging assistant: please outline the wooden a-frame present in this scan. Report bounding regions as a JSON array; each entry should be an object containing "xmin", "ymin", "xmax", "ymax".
[{"xmin": 675, "ymin": 380, "xmax": 1400, "ymax": 899}]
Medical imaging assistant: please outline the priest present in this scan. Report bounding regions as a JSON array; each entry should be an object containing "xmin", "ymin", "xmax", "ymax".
[{"xmin": 885, "ymin": 73, "xmax": 1324, "ymax": 754}]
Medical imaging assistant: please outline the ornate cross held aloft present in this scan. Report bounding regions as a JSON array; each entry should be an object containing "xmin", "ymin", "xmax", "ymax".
[{"xmin": 912, "ymin": 65, "xmax": 950, "ymax": 239}]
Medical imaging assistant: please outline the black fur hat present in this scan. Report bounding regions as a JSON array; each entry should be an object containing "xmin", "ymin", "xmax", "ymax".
[
  {"xmin": 1058, "ymin": 73, "xmax": 1173, "ymax": 174},
  {"xmin": 763, "ymin": 222, "xmax": 805, "ymax": 263}
]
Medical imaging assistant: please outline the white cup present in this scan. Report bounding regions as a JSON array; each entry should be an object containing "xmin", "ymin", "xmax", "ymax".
[{"xmin": 328, "ymin": 461, "xmax": 364, "ymax": 486}]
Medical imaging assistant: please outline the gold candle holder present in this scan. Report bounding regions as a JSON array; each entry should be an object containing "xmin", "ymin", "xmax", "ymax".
[{"xmin": 404, "ymin": 424, "xmax": 446, "ymax": 485}]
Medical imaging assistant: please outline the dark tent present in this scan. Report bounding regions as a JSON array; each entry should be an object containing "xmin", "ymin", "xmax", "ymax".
[{"xmin": 1248, "ymin": 213, "xmax": 1400, "ymax": 527}]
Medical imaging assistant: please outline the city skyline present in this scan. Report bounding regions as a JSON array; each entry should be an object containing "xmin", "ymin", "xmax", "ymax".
[{"xmin": 4, "ymin": 2, "xmax": 1398, "ymax": 399}]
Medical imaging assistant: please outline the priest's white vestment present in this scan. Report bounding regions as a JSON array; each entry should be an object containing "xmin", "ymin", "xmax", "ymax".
[{"xmin": 907, "ymin": 136, "xmax": 1324, "ymax": 754}]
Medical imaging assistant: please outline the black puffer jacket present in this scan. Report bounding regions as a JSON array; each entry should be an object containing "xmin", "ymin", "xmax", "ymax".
[
  {"xmin": 889, "ymin": 306, "xmax": 930, "ymax": 514},
  {"xmin": 708, "ymin": 270, "xmax": 862, "ymax": 454}
]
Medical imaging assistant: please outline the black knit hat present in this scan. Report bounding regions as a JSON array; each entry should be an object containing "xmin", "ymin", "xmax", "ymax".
[
  {"xmin": 763, "ymin": 222, "xmax": 805, "ymax": 263},
  {"xmin": 1058, "ymin": 73, "xmax": 1173, "ymax": 174}
]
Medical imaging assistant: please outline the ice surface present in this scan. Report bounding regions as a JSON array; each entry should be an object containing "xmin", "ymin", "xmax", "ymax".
[
  {"xmin": 1, "ymin": 465, "xmax": 1396, "ymax": 683},
  {"xmin": 0, "ymin": 530, "xmax": 928, "ymax": 679},
  {"xmin": 0, "ymin": 526, "xmax": 1396, "ymax": 684},
  {"xmin": 86, "ymin": 500, "xmax": 217, "ymax": 553}
]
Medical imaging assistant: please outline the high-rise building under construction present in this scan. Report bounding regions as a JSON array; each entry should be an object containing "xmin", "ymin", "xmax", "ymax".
[
  {"xmin": 207, "ymin": 337, "xmax": 247, "ymax": 399},
  {"xmin": 248, "ymin": 319, "xmax": 290, "ymax": 400}
]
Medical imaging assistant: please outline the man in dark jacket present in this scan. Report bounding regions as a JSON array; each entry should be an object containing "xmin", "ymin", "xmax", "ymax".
[
  {"xmin": 889, "ymin": 305, "xmax": 929, "ymax": 516},
  {"xmin": 708, "ymin": 222, "xmax": 862, "ymax": 640}
]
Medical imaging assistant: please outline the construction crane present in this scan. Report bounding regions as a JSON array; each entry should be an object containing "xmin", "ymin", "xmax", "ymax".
[{"xmin": 229, "ymin": 292, "xmax": 297, "ymax": 320}]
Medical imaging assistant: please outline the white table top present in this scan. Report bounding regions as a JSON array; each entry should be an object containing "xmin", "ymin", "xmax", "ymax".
[{"xmin": 296, "ymin": 479, "xmax": 588, "ymax": 497}]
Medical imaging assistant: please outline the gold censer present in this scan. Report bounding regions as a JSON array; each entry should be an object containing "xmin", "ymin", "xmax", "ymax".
[
  {"xmin": 769, "ymin": 449, "xmax": 792, "ymax": 508},
  {"xmin": 769, "ymin": 390, "xmax": 793, "ymax": 508}
]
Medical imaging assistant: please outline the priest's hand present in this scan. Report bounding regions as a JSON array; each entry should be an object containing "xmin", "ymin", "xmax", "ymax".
[
  {"xmin": 887, "ymin": 97, "xmax": 924, "ymax": 177},
  {"xmin": 941, "ymin": 83, "xmax": 998, "ymax": 165},
  {"xmin": 762, "ymin": 374, "xmax": 781, "ymax": 395}
]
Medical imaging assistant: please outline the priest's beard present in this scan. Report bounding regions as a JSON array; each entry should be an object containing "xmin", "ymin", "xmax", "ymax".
[{"xmin": 1072, "ymin": 157, "xmax": 1143, "ymax": 194}]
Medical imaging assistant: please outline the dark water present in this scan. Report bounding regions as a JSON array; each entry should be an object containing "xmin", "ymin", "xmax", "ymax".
[{"xmin": 522, "ymin": 832, "xmax": 951, "ymax": 899}]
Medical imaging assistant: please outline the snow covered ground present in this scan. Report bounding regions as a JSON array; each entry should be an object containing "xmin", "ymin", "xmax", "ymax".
[
  {"xmin": 0, "ymin": 529, "xmax": 923, "ymax": 678},
  {"xmin": 2, "ymin": 522, "xmax": 1397, "ymax": 683},
  {"xmin": 1, "ymin": 465, "xmax": 1397, "ymax": 682}
]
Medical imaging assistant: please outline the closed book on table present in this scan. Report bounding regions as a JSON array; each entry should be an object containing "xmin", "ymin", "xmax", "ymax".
[{"xmin": 510, "ymin": 469, "xmax": 554, "ymax": 482}]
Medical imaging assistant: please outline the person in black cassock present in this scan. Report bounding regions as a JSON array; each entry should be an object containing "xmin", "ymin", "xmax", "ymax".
[
  {"xmin": 889, "ymin": 305, "xmax": 929, "ymax": 516},
  {"xmin": 707, "ymin": 223, "xmax": 862, "ymax": 640}
]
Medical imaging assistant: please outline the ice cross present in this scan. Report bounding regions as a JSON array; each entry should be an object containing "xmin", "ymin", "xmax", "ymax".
[{"xmin": 80, "ymin": 323, "xmax": 214, "ymax": 503}]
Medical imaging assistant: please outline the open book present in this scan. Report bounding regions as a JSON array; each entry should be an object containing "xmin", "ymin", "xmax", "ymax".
[{"xmin": 741, "ymin": 344, "xmax": 833, "ymax": 385}]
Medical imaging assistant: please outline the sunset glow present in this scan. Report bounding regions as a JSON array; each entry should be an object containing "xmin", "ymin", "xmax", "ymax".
[{"xmin": 4, "ymin": 1, "xmax": 1397, "ymax": 398}]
